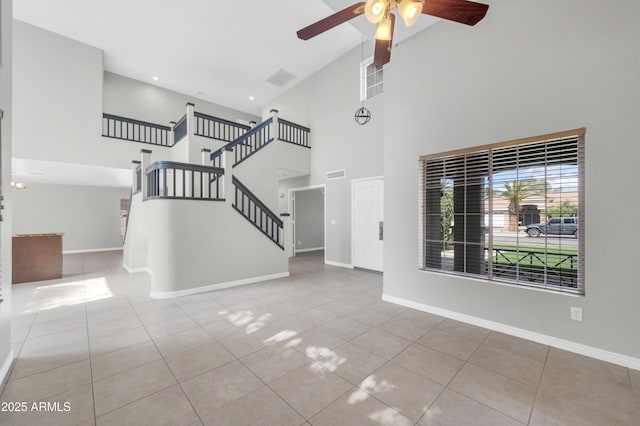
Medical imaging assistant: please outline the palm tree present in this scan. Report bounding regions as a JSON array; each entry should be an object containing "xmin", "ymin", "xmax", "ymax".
[{"xmin": 500, "ymin": 179, "xmax": 545, "ymax": 231}]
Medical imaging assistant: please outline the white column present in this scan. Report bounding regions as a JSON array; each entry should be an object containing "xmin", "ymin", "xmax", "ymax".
[
  {"xmin": 201, "ymin": 148, "xmax": 211, "ymax": 166},
  {"xmin": 270, "ymin": 108, "xmax": 279, "ymax": 141},
  {"xmin": 140, "ymin": 149, "xmax": 152, "ymax": 199},
  {"xmin": 168, "ymin": 121, "xmax": 175, "ymax": 147},
  {"xmin": 222, "ymin": 147, "xmax": 234, "ymax": 204},
  {"xmin": 131, "ymin": 160, "xmax": 141, "ymax": 193}
]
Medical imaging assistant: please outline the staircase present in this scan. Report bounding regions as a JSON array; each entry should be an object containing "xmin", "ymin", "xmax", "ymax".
[{"xmin": 116, "ymin": 105, "xmax": 310, "ymax": 297}]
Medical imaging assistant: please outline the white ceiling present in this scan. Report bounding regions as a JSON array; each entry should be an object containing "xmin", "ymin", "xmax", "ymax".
[
  {"xmin": 12, "ymin": 0, "xmax": 438, "ymax": 187},
  {"xmin": 13, "ymin": 0, "xmax": 438, "ymax": 116}
]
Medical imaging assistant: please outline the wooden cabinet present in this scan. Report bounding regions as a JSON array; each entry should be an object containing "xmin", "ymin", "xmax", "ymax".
[{"xmin": 12, "ymin": 234, "xmax": 63, "ymax": 284}]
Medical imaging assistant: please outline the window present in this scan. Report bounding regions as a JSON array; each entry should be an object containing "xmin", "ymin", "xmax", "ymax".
[
  {"xmin": 360, "ymin": 58, "xmax": 383, "ymax": 101},
  {"xmin": 419, "ymin": 129, "xmax": 585, "ymax": 294}
]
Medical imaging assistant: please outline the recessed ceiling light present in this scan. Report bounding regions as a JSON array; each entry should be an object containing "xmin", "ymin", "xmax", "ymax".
[
  {"xmin": 249, "ymin": 96, "xmax": 255, "ymax": 101},
  {"xmin": 152, "ymin": 76, "xmax": 159, "ymax": 81}
]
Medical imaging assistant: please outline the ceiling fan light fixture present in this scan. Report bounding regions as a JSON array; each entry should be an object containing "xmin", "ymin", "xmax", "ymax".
[
  {"xmin": 374, "ymin": 17, "xmax": 393, "ymax": 41},
  {"xmin": 365, "ymin": 0, "xmax": 388, "ymax": 24},
  {"xmin": 398, "ymin": 0, "xmax": 424, "ymax": 27}
]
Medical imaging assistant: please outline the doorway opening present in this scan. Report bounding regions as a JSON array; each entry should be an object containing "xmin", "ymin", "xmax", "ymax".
[{"xmin": 288, "ymin": 185, "xmax": 326, "ymax": 262}]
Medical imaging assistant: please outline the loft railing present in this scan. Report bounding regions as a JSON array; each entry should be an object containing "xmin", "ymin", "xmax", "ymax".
[
  {"xmin": 194, "ymin": 111, "xmax": 251, "ymax": 142},
  {"xmin": 210, "ymin": 117, "xmax": 273, "ymax": 168},
  {"xmin": 232, "ymin": 176, "xmax": 283, "ymax": 249},
  {"xmin": 102, "ymin": 113, "xmax": 172, "ymax": 146},
  {"xmin": 173, "ymin": 114, "xmax": 188, "ymax": 144},
  {"xmin": 146, "ymin": 161, "xmax": 224, "ymax": 200},
  {"xmin": 278, "ymin": 118, "xmax": 311, "ymax": 148}
]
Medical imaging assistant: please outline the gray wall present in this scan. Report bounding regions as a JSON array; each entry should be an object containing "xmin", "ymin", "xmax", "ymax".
[
  {"xmin": 13, "ymin": 183, "xmax": 130, "ymax": 252},
  {"xmin": 294, "ymin": 188, "xmax": 324, "ymax": 251},
  {"xmin": 103, "ymin": 72, "xmax": 259, "ymax": 130},
  {"xmin": 383, "ymin": 0, "xmax": 640, "ymax": 359},
  {"xmin": 0, "ymin": 0, "xmax": 13, "ymax": 384},
  {"xmin": 264, "ymin": 41, "xmax": 384, "ymax": 266}
]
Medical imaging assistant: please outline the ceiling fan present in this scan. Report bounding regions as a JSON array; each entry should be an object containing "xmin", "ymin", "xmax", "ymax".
[{"xmin": 297, "ymin": 0, "xmax": 489, "ymax": 67}]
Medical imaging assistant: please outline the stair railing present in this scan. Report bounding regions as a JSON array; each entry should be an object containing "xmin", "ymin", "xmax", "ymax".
[
  {"xmin": 210, "ymin": 117, "xmax": 273, "ymax": 168},
  {"xmin": 231, "ymin": 176, "xmax": 283, "ymax": 249},
  {"xmin": 146, "ymin": 161, "xmax": 225, "ymax": 200},
  {"xmin": 278, "ymin": 118, "xmax": 311, "ymax": 148}
]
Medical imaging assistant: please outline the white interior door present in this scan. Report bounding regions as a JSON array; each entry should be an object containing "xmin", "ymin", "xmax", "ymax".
[{"xmin": 352, "ymin": 177, "xmax": 384, "ymax": 272}]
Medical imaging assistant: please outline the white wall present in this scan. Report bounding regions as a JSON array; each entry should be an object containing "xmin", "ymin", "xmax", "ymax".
[
  {"xmin": 264, "ymin": 42, "xmax": 384, "ymax": 266},
  {"xmin": 0, "ymin": 0, "xmax": 13, "ymax": 385},
  {"xmin": 12, "ymin": 183, "xmax": 130, "ymax": 252},
  {"xmin": 383, "ymin": 0, "xmax": 640, "ymax": 360}
]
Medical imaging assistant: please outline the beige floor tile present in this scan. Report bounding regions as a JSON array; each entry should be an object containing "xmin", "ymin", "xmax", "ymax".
[
  {"xmin": 93, "ymin": 359, "xmax": 176, "ymax": 416},
  {"xmin": 20, "ymin": 327, "xmax": 88, "ymax": 355},
  {"xmin": 435, "ymin": 319, "xmax": 491, "ymax": 342},
  {"xmin": 138, "ymin": 306, "xmax": 187, "ymax": 326},
  {"xmin": 87, "ymin": 315, "xmax": 142, "ymax": 340},
  {"xmin": 144, "ymin": 314, "xmax": 199, "ymax": 339},
  {"xmin": 0, "ymin": 383, "xmax": 95, "ymax": 426},
  {"xmin": 164, "ymin": 341, "xmax": 234, "ymax": 382},
  {"xmin": 420, "ymin": 389, "xmax": 525, "ymax": 426},
  {"xmin": 89, "ymin": 326, "xmax": 150, "ymax": 357},
  {"xmin": 201, "ymin": 386, "xmax": 304, "ymax": 426},
  {"xmin": 241, "ymin": 344, "xmax": 310, "ymax": 383},
  {"xmin": 544, "ymin": 348, "xmax": 631, "ymax": 391},
  {"xmin": 483, "ymin": 332, "xmax": 549, "ymax": 363},
  {"xmin": 152, "ymin": 327, "xmax": 214, "ymax": 358},
  {"xmin": 216, "ymin": 328, "xmax": 272, "ymax": 358},
  {"xmin": 347, "ymin": 307, "xmax": 393, "ymax": 327},
  {"xmin": 3, "ymin": 359, "xmax": 92, "ymax": 402},
  {"xmin": 309, "ymin": 386, "xmax": 413, "ymax": 426},
  {"xmin": 270, "ymin": 363, "xmax": 352, "ymax": 418},
  {"xmin": 287, "ymin": 328, "xmax": 346, "ymax": 356},
  {"xmin": 322, "ymin": 317, "xmax": 371, "ymax": 341},
  {"xmin": 418, "ymin": 328, "xmax": 483, "ymax": 361},
  {"xmin": 96, "ymin": 385, "xmax": 199, "ymax": 426},
  {"xmin": 394, "ymin": 309, "xmax": 445, "ymax": 329},
  {"xmin": 376, "ymin": 316, "xmax": 434, "ymax": 341},
  {"xmin": 28, "ymin": 315, "xmax": 87, "ymax": 339},
  {"xmin": 91, "ymin": 340, "xmax": 162, "ymax": 381},
  {"xmin": 630, "ymin": 368, "xmax": 640, "ymax": 397},
  {"xmin": 329, "ymin": 343, "xmax": 387, "ymax": 385},
  {"xmin": 359, "ymin": 362, "xmax": 443, "ymax": 422},
  {"xmin": 180, "ymin": 360, "xmax": 263, "ymax": 419},
  {"xmin": 470, "ymin": 344, "xmax": 545, "ymax": 387},
  {"xmin": 350, "ymin": 328, "xmax": 412, "ymax": 360},
  {"xmin": 391, "ymin": 343, "xmax": 464, "ymax": 386},
  {"xmin": 9, "ymin": 339, "xmax": 89, "ymax": 380},
  {"xmin": 450, "ymin": 363, "xmax": 537, "ymax": 424}
]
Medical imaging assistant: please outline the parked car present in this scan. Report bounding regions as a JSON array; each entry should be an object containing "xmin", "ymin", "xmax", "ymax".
[{"xmin": 525, "ymin": 217, "xmax": 578, "ymax": 238}]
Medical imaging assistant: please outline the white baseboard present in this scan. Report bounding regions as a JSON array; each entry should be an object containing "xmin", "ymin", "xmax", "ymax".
[
  {"xmin": 295, "ymin": 247, "xmax": 324, "ymax": 253},
  {"xmin": 325, "ymin": 260, "xmax": 353, "ymax": 269},
  {"xmin": 382, "ymin": 294, "xmax": 640, "ymax": 371},
  {"xmin": 63, "ymin": 247, "xmax": 123, "ymax": 254},
  {"xmin": 150, "ymin": 271, "xmax": 290, "ymax": 299},
  {"xmin": 0, "ymin": 350, "xmax": 15, "ymax": 388},
  {"xmin": 122, "ymin": 263, "xmax": 150, "ymax": 274}
]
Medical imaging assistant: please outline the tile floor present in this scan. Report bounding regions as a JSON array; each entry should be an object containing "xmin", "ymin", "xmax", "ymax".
[{"xmin": 1, "ymin": 250, "xmax": 639, "ymax": 425}]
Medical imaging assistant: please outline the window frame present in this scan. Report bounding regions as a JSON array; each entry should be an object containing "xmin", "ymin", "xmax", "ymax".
[
  {"xmin": 419, "ymin": 128, "xmax": 586, "ymax": 295},
  {"xmin": 360, "ymin": 57, "xmax": 383, "ymax": 101}
]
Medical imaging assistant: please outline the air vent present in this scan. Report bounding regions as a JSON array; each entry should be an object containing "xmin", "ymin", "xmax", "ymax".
[
  {"xmin": 326, "ymin": 169, "xmax": 346, "ymax": 180},
  {"xmin": 266, "ymin": 69, "xmax": 297, "ymax": 87}
]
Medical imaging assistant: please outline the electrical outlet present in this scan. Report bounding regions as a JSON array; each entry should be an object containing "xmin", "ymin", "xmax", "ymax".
[{"xmin": 570, "ymin": 306, "xmax": 583, "ymax": 321}]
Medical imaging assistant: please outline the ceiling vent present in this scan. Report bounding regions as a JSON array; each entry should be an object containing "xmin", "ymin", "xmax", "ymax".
[
  {"xmin": 326, "ymin": 169, "xmax": 346, "ymax": 181},
  {"xmin": 266, "ymin": 69, "xmax": 297, "ymax": 87}
]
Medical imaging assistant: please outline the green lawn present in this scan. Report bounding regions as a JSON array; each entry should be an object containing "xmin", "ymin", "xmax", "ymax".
[{"xmin": 488, "ymin": 242, "xmax": 578, "ymax": 270}]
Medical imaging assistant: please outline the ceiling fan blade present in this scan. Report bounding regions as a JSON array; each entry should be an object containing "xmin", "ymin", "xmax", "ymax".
[
  {"xmin": 297, "ymin": 2, "xmax": 366, "ymax": 40},
  {"xmin": 373, "ymin": 14, "xmax": 395, "ymax": 67},
  {"xmin": 422, "ymin": 0, "xmax": 489, "ymax": 26}
]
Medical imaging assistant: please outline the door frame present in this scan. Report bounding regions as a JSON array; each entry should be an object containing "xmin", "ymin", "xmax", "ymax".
[
  {"xmin": 351, "ymin": 175, "xmax": 384, "ymax": 271},
  {"xmin": 287, "ymin": 184, "xmax": 326, "ymax": 262}
]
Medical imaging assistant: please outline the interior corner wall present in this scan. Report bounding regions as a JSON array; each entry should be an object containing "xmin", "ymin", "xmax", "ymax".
[
  {"xmin": 383, "ymin": 0, "xmax": 640, "ymax": 360},
  {"xmin": 0, "ymin": 0, "xmax": 13, "ymax": 385},
  {"xmin": 264, "ymin": 42, "xmax": 384, "ymax": 266},
  {"xmin": 12, "ymin": 183, "xmax": 130, "ymax": 252},
  {"xmin": 102, "ymin": 72, "xmax": 260, "ymax": 129}
]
